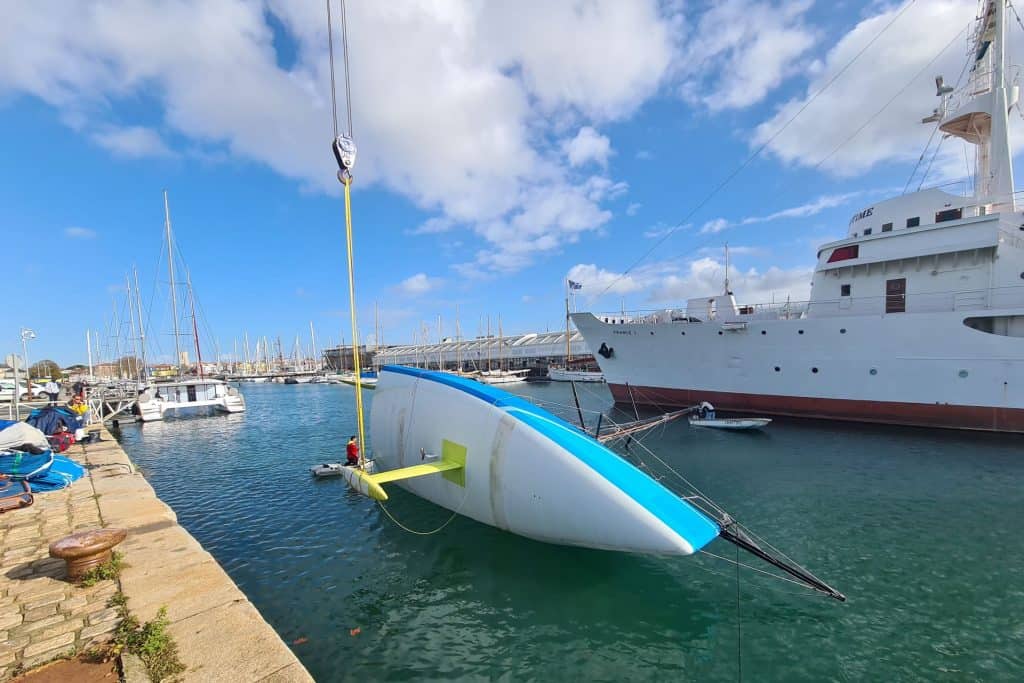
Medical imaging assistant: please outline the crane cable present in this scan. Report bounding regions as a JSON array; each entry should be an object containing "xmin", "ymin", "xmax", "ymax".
[{"xmin": 326, "ymin": 0, "xmax": 366, "ymax": 467}]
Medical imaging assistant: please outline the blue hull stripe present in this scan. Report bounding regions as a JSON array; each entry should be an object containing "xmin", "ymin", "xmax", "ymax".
[{"xmin": 381, "ymin": 365, "xmax": 720, "ymax": 551}]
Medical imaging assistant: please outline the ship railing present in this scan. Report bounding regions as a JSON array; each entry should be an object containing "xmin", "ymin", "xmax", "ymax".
[{"xmin": 592, "ymin": 285, "xmax": 1024, "ymax": 324}]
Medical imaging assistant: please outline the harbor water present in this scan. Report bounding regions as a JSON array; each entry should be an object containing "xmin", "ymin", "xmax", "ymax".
[{"xmin": 112, "ymin": 382, "xmax": 1024, "ymax": 681}]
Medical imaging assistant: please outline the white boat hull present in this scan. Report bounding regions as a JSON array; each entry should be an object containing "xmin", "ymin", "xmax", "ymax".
[
  {"xmin": 573, "ymin": 307, "xmax": 1024, "ymax": 432},
  {"xmin": 137, "ymin": 380, "xmax": 246, "ymax": 421},
  {"xmin": 688, "ymin": 417, "xmax": 771, "ymax": 430},
  {"xmin": 547, "ymin": 368, "xmax": 604, "ymax": 382},
  {"xmin": 369, "ymin": 366, "xmax": 720, "ymax": 554}
]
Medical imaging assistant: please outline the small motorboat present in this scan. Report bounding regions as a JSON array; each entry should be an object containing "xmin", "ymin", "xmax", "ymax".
[
  {"xmin": 688, "ymin": 401, "xmax": 771, "ymax": 430},
  {"xmin": 310, "ymin": 463, "xmax": 347, "ymax": 477},
  {"xmin": 688, "ymin": 417, "xmax": 772, "ymax": 430}
]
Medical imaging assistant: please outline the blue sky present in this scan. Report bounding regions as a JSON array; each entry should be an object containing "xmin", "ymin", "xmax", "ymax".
[{"xmin": 1, "ymin": 0, "xmax": 1018, "ymax": 366}]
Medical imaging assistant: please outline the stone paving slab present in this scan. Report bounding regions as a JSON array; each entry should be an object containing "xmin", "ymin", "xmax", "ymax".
[{"xmin": 1, "ymin": 428, "xmax": 312, "ymax": 682}]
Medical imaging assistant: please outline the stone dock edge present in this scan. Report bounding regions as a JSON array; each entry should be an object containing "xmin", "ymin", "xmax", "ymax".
[{"xmin": 9, "ymin": 428, "xmax": 314, "ymax": 682}]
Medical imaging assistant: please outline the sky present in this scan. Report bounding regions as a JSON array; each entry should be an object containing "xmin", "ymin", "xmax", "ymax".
[{"xmin": 1, "ymin": 0, "xmax": 1021, "ymax": 367}]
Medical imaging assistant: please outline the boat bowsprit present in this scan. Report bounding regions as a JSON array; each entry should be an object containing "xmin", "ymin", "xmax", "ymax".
[{"xmin": 339, "ymin": 365, "xmax": 843, "ymax": 600}]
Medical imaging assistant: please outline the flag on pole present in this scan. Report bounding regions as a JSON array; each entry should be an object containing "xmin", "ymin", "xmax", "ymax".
[{"xmin": 567, "ymin": 280, "xmax": 582, "ymax": 290}]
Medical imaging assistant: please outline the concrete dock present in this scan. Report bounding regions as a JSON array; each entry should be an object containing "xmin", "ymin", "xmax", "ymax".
[{"xmin": 1, "ymin": 428, "xmax": 313, "ymax": 682}]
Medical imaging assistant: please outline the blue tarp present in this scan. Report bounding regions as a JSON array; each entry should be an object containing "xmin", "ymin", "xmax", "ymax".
[
  {"xmin": 27, "ymin": 456, "xmax": 84, "ymax": 492},
  {"xmin": 0, "ymin": 419, "xmax": 16, "ymax": 431},
  {"xmin": 25, "ymin": 406, "xmax": 81, "ymax": 435},
  {"xmin": 0, "ymin": 451, "xmax": 54, "ymax": 480}
]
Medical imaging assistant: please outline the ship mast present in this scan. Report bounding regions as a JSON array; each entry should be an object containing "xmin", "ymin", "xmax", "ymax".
[
  {"xmin": 186, "ymin": 270, "xmax": 204, "ymax": 379},
  {"xmin": 164, "ymin": 190, "xmax": 183, "ymax": 375},
  {"xmin": 931, "ymin": 0, "xmax": 1017, "ymax": 210}
]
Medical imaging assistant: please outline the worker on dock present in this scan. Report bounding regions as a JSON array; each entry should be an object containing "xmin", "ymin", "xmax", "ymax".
[{"xmin": 346, "ymin": 436, "xmax": 360, "ymax": 467}]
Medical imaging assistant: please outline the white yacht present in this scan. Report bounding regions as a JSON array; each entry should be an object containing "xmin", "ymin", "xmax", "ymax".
[
  {"xmin": 574, "ymin": 0, "xmax": 1024, "ymax": 432},
  {"xmin": 137, "ymin": 379, "xmax": 245, "ymax": 421}
]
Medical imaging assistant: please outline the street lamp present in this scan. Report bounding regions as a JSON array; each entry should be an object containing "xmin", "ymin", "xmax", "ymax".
[{"xmin": 20, "ymin": 327, "xmax": 35, "ymax": 386}]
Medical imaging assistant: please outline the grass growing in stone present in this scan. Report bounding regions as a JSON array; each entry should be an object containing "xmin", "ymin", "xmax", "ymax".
[
  {"xmin": 105, "ymin": 592, "xmax": 185, "ymax": 683},
  {"xmin": 78, "ymin": 550, "xmax": 124, "ymax": 587}
]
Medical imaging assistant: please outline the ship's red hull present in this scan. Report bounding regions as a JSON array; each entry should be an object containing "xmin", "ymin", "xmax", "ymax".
[{"xmin": 609, "ymin": 383, "xmax": 1024, "ymax": 433}]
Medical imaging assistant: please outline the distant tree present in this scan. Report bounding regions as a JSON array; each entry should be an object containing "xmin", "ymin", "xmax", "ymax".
[
  {"xmin": 30, "ymin": 359, "xmax": 62, "ymax": 380},
  {"xmin": 65, "ymin": 364, "xmax": 88, "ymax": 372}
]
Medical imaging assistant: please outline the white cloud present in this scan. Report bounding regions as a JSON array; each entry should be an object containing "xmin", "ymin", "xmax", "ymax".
[
  {"xmin": 635, "ymin": 149, "xmax": 653, "ymax": 160},
  {"xmin": 698, "ymin": 192, "xmax": 862, "ymax": 235},
  {"xmin": 752, "ymin": 0, "xmax": 982, "ymax": 176},
  {"xmin": 409, "ymin": 217, "xmax": 455, "ymax": 235},
  {"xmin": 740, "ymin": 192, "xmax": 861, "ymax": 224},
  {"xmin": 626, "ymin": 202, "xmax": 641, "ymax": 216},
  {"xmin": 0, "ymin": 1, "xmax": 677, "ymax": 276},
  {"xmin": 65, "ymin": 226, "xmax": 96, "ymax": 239},
  {"xmin": 90, "ymin": 125, "xmax": 173, "ymax": 159},
  {"xmin": 648, "ymin": 257, "xmax": 812, "ymax": 305},
  {"xmin": 700, "ymin": 218, "xmax": 730, "ymax": 234},
  {"xmin": 398, "ymin": 273, "xmax": 442, "ymax": 296},
  {"xmin": 568, "ymin": 257, "xmax": 811, "ymax": 307},
  {"xmin": 678, "ymin": 0, "xmax": 816, "ymax": 111},
  {"xmin": 563, "ymin": 126, "xmax": 612, "ymax": 168}
]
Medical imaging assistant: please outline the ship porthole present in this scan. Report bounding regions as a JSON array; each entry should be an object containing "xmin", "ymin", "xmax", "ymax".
[
  {"xmin": 1020, "ymin": 272, "xmax": 1024, "ymax": 279},
  {"xmin": 774, "ymin": 366, "xmax": 780, "ymax": 372},
  {"xmin": 811, "ymin": 367, "xmax": 819, "ymax": 373},
  {"xmin": 798, "ymin": 330, "xmax": 804, "ymax": 335},
  {"xmin": 761, "ymin": 330, "xmax": 766, "ymax": 335},
  {"xmin": 718, "ymin": 331, "xmax": 723, "ymax": 336},
  {"xmin": 681, "ymin": 331, "xmax": 686, "ymax": 335},
  {"xmin": 840, "ymin": 328, "xmax": 847, "ymax": 334},
  {"xmin": 958, "ymin": 369, "xmax": 969, "ymax": 378},
  {"xmin": 869, "ymin": 368, "xmax": 878, "ymax": 375}
]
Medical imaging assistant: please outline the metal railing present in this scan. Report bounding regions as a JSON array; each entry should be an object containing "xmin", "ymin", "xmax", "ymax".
[{"xmin": 592, "ymin": 284, "xmax": 1024, "ymax": 324}]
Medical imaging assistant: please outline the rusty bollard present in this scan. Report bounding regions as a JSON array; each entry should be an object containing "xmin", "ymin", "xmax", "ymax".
[{"xmin": 49, "ymin": 528, "xmax": 127, "ymax": 580}]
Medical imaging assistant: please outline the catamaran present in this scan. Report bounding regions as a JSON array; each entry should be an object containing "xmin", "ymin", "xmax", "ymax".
[{"xmin": 136, "ymin": 192, "xmax": 245, "ymax": 421}]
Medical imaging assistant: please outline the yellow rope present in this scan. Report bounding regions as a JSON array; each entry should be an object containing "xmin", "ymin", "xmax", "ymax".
[{"xmin": 342, "ymin": 177, "xmax": 367, "ymax": 466}]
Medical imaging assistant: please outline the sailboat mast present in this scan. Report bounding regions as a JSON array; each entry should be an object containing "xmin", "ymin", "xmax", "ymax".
[
  {"xmin": 164, "ymin": 191, "xmax": 182, "ymax": 375},
  {"xmin": 186, "ymin": 270, "xmax": 204, "ymax": 378},
  {"xmin": 310, "ymin": 321, "xmax": 319, "ymax": 372},
  {"xmin": 455, "ymin": 304, "xmax": 461, "ymax": 371},
  {"xmin": 125, "ymin": 273, "xmax": 141, "ymax": 382},
  {"xmin": 565, "ymin": 280, "xmax": 572, "ymax": 363},
  {"xmin": 133, "ymin": 265, "xmax": 147, "ymax": 381},
  {"xmin": 487, "ymin": 315, "xmax": 492, "ymax": 372}
]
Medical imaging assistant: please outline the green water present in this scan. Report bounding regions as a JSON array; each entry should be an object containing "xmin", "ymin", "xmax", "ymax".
[{"xmin": 113, "ymin": 382, "xmax": 1024, "ymax": 681}]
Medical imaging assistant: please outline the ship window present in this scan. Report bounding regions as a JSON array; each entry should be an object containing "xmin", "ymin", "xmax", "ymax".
[
  {"xmin": 827, "ymin": 245, "xmax": 859, "ymax": 263},
  {"xmin": 882, "ymin": 222, "xmax": 893, "ymax": 232},
  {"xmin": 863, "ymin": 228, "xmax": 872, "ymax": 235},
  {"xmin": 811, "ymin": 367, "xmax": 819, "ymax": 373},
  {"xmin": 936, "ymin": 208, "xmax": 962, "ymax": 223},
  {"xmin": 840, "ymin": 284, "xmax": 851, "ymax": 296},
  {"xmin": 774, "ymin": 366, "xmax": 780, "ymax": 372},
  {"xmin": 906, "ymin": 216, "xmax": 920, "ymax": 228}
]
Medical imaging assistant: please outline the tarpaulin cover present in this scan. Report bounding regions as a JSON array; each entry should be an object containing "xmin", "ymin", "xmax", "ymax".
[
  {"xmin": 26, "ymin": 456, "xmax": 85, "ymax": 493},
  {"xmin": 26, "ymin": 406, "xmax": 82, "ymax": 436},
  {"xmin": 0, "ymin": 450, "xmax": 54, "ymax": 480},
  {"xmin": 0, "ymin": 422, "xmax": 50, "ymax": 454}
]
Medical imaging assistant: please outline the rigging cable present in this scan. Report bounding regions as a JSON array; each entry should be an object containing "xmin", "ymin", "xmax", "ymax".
[
  {"xmin": 598, "ymin": 0, "xmax": 919, "ymax": 296},
  {"xmin": 325, "ymin": 0, "xmax": 367, "ymax": 465}
]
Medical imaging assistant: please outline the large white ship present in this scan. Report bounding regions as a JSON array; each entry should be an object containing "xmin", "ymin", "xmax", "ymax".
[{"xmin": 574, "ymin": 0, "xmax": 1024, "ymax": 432}]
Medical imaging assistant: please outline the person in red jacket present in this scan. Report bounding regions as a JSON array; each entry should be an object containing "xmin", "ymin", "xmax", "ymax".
[{"xmin": 346, "ymin": 436, "xmax": 360, "ymax": 466}]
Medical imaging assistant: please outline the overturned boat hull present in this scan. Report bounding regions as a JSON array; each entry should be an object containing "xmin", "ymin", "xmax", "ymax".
[{"xmin": 369, "ymin": 366, "xmax": 720, "ymax": 555}]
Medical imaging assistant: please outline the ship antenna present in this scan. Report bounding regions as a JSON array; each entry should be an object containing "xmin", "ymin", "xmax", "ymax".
[{"xmin": 723, "ymin": 243, "xmax": 731, "ymax": 295}]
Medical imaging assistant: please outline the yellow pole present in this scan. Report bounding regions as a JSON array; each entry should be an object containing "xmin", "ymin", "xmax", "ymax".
[{"xmin": 343, "ymin": 178, "xmax": 367, "ymax": 467}]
